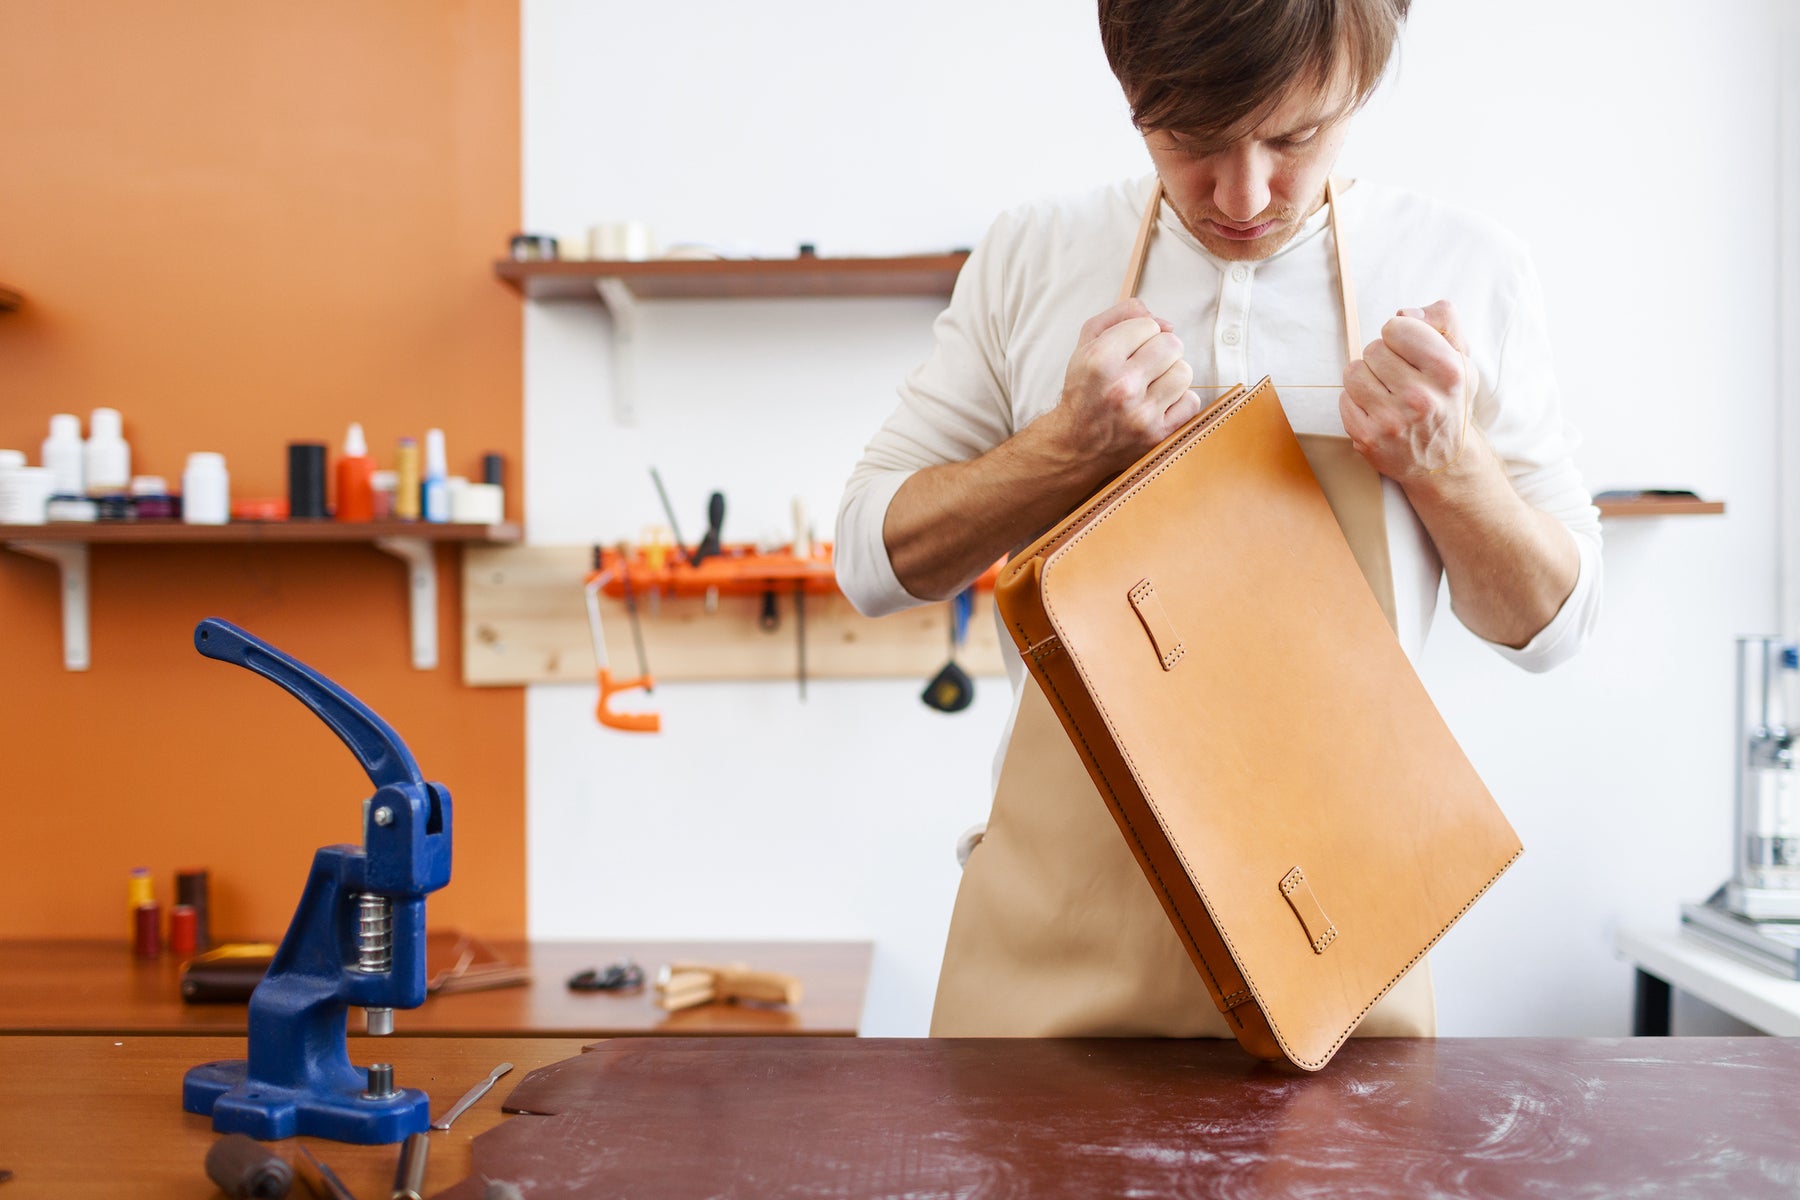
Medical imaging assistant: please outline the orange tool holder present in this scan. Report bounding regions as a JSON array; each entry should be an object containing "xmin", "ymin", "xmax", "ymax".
[
  {"xmin": 589, "ymin": 542, "xmax": 839, "ymax": 600},
  {"xmin": 582, "ymin": 543, "xmax": 1001, "ymax": 732}
]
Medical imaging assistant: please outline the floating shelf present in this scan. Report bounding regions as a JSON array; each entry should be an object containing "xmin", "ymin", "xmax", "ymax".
[
  {"xmin": 1596, "ymin": 498, "xmax": 1726, "ymax": 518},
  {"xmin": 2, "ymin": 521, "xmax": 521, "ymax": 671},
  {"xmin": 495, "ymin": 254, "xmax": 967, "ymax": 425},
  {"xmin": 493, "ymin": 254, "xmax": 968, "ymax": 302}
]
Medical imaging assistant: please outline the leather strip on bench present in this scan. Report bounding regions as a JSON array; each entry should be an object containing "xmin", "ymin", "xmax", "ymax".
[
  {"xmin": 1280, "ymin": 866, "xmax": 1338, "ymax": 954},
  {"xmin": 1127, "ymin": 578, "xmax": 1183, "ymax": 671}
]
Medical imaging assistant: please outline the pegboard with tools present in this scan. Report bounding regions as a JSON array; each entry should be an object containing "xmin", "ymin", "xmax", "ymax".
[{"xmin": 462, "ymin": 544, "xmax": 1005, "ymax": 687}]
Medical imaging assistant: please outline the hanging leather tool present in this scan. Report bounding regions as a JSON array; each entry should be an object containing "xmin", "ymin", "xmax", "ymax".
[
  {"xmin": 921, "ymin": 587, "xmax": 975, "ymax": 713},
  {"xmin": 584, "ymin": 545, "xmax": 660, "ymax": 733}
]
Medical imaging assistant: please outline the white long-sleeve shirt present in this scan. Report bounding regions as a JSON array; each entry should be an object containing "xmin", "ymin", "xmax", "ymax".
[{"xmin": 837, "ymin": 174, "xmax": 1602, "ymax": 692}]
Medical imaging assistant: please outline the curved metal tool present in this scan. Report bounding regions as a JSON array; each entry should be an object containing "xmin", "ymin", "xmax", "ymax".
[{"xmin": 431, "ymin": 1061, "xmax": 514, "ymax": 1130}]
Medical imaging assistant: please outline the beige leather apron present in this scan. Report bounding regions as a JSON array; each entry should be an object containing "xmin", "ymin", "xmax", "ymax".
[{"xmin": 931, "ymin": 178, "xmax": 1435, "ymax": 1038}]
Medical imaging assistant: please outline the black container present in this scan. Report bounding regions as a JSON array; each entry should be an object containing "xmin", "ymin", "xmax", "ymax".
[{"xmin": 287, "ymin": 442, "xmax": 328, "ymax": 519}]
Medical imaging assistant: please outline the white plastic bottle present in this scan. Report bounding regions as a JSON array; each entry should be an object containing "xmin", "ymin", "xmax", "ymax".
[
  {"xmin": 85, "ymin": 408, "xmax": 131, "ymax": 495},
  {"xmin": 41, "ymin": 414, "xmax": 84, "ymax": 496},
  {"xmin": 422, "ymin": 428, "xmax": 449, "ymax": 523},
  {"xmin": 182, "ymin": 452, "xmax": 230, "ymax": 525}
]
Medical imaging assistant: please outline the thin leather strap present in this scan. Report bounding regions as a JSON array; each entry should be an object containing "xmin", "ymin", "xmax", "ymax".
[
  {"xmin": 1323, "ymin": 176, "xmax": 1359, "ymax": 362},
  {"xmin": 1116, "ymin": 176, "xmax": 1359, "ymax": 374},
  {"xmin": 1117, "ymin": 178, "xmax": 1166, "ymax": 305}
]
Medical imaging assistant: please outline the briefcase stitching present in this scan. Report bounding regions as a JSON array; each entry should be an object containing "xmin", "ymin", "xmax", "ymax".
[{"xmin": 1033, "ymin": 378, "xmax": 1518, "ymax": 1069}]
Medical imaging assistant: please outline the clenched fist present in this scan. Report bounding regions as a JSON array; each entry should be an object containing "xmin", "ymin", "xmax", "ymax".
[
  {"xmin": 1341, "ymin": 299, "xmax": 1475, "ymax": 480},
  {"xmin": 1045, "ymin": 299, "xmax": 1201, "ymax": 472}
]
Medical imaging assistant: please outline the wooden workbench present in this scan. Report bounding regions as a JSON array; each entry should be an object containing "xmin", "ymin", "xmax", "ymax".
[
  {"xmin": 3, "ymin": 1034, "xmax": 1796, "ymax": 1197},
  {"xmin": 0, "ymin": 938, "xmax": 870, "ymax": 1037}
]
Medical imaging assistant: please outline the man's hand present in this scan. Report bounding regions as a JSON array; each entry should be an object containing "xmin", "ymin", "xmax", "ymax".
[
  {"xmin": 1341, "ymin": 299, "xmax": 1473, "ymax": 480},
  {"xmin": 1046, "ymin": 299, "xmax": 1200, "ymax": 472}
]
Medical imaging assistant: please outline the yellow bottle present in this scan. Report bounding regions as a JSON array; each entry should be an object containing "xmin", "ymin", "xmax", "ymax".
[{"xmin": 394, "ymin": 437, "xmax": 421, "ymax": 521}]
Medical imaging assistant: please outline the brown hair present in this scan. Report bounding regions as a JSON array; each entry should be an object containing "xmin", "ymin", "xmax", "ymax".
[{"xmin": 1099, "ymin": 0, "xmax": 1410, "ymax": 144}]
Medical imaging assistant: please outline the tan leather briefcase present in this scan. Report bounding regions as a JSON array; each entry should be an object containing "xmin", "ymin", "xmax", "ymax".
[{"xmin": 992, "ymin": 374, "xmax": 1523, "ymax": 1071}]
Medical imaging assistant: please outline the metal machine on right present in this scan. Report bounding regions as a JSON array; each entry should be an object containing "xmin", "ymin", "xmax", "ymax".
[{"xmin": 1682, "ymin": 637, "xmax": 1800, "ymax": 974}]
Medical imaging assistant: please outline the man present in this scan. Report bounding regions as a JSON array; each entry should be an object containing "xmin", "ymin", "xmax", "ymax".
[{"xmin": 836, "ymin": 0, "xmax": 1601, "ymax": 1038}]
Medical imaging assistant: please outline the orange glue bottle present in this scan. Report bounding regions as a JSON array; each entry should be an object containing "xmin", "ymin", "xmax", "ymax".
[{"xmin": 334, "ymin": 422, "xmax": 375, "ymax": 522}]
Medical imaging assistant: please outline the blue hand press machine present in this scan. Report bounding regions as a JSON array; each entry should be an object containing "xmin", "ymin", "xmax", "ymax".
[{"xmin": 181, "ymin": 617, "xmax": 453, "ymax": 1144}]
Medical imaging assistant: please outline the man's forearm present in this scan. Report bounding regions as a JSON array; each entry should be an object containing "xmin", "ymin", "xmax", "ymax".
[
  {"xmin": 883, "ymin": 413, "xmax": 1109, "ymax": 601},
  {"xmin": 1400, "ymin": 432, "xmax": 1580, "ymax": 649}
]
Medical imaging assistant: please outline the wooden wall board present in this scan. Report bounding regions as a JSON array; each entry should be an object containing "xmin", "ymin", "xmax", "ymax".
[{"xmin": 463, "ymin": 545, "xmax": 1006, "ymax": 686}]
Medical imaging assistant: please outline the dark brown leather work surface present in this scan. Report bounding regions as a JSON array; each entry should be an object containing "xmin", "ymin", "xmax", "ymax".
[{"xmin": 439, "ymin": 1036, "xmax": 1800, "ymax": 1199}]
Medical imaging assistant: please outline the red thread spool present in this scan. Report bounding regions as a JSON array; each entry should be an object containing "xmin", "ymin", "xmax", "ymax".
[
  {"xmin": 169, "ymin": 904, "xmax": 198, "ymax": 957},
  {"xmin": 133, "ymin": 902, "xmax": 162, "ymax": 959}
]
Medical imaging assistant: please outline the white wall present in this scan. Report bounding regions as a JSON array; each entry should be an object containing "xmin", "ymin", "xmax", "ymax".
[{"xmin": 522, "ymin": 0, "xmax": 1789, "ymax": 1036}]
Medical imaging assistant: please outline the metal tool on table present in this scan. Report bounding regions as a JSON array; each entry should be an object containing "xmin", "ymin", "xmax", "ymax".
[
  {"xmin": 430, "ymin": 1061, "xmax": 515, "ymax": 1131},
  {"xmin": 393, "ymin": 1131, "xmax": 430, "ymax": 1200},
  {"xmin": 1682, "ymin": 638, "xmax": 1800, "ymax": 971},
  {"xmin": 295, "ymin": 1144, "xmax": 356, "ymax": 1200},
  {"xmin": 584, "ymin": 546, "xmax": 660, "ymax": 733},
  {"xmin": 203, "ymin": 1133, "xmax": 294, "ymax": 1199},
  {"xmin": 922, "ymin": 587, "xmax": 976, "ymax": 713},
  {"xmin": 181, "ymin": 617, "xmax": 453, "ymax": 1145}
]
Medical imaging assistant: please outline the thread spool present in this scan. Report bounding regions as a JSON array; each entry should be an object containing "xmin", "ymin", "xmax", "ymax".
[
  {"xmin": 176, "ymin": 868, "xmax": 211, "ymax": 951},
  {"xmin": 287, "ymin": 443, "xmax": 328, "ymax": 519},
  {"xmin": 204, "ymin": 1132, "xmax": 295, "ymax": 1199},
  {"xmin": 134, "ymin": 902, "xmax": 162, "ymax": 959},
  {"xmin": 170, "ymin": 905, "xmax": 198, "ymax": 957}
]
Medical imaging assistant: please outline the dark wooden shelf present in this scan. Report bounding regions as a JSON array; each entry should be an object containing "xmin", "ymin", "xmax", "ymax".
[
  {"xmin": 0, "ymin": 519, "xmax": 520, "ymax": 544},
  {"xmin": 494, "ymin": 254, "xmax": 968, "ymax": 301},
  {"xmin": 1596, "ymin": 499, "xmax": 1725, "ymax": 518},
  {"xmin": 0, "ymin": 286, "xmax": 21, "ymax": 312}
]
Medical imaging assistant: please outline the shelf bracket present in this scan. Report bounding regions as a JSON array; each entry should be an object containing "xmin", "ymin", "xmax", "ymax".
[
  {"xmin": 7, "ymin": 540, "xmax": 91, "ymax": 670},
  {"xmin": 374, "ymin": 537, "xmax": 438, "ymax": 670},
  {"xmin": 593, "ymin": 276, "xmax": 638, "ymax": 426}
]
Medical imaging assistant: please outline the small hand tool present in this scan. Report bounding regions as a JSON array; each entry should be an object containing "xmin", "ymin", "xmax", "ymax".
[
  {"xmin": 567, "ymin": 961, "xmax": 645, "ymax": 992},
  {"xmin": 392, "ymin": 1131, "xmax": 430, "ymax": 1200},
  {"xmin": 795, "ymin": 581, "xmax": 807, "ymax": 702},
  {"xmin": 649, "ymin": 467, "xmax": 692, "ymax": 562},
  {"xmin": 921, "ymin": 587, "xmax": 976, "ymax": 713},
  {"xmin": 203, "ymin": 1133, "xmax": 293, "ymax": 1199},
  {"xmin": 583, "ymin": 547, "xmax": 660, "ymax": 733},
  {"xmin": 430, "ymin": 1062, "xmax": 515, "ymax": 1131},
  {"xmin": 617, "ymin": 543, "xmax": 653, "ymax": 693},
  {"xmin": 295, "ymin": 1144, "xmax": 357, "ymax": 1200},
  {"xmin": 691, "ymin": 490, "xmax": 725, "ymax": 569},
  {"xmin": 181, "ymin": 618, "xmax": 452, "ymax": 1145}
]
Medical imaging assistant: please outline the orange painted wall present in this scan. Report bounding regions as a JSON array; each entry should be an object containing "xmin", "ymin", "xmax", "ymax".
[{"xmin": 0, "ymin": 2, "xmax": 525, "ymax": 938}]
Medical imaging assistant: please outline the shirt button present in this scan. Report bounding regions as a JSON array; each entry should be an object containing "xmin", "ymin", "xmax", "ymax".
[
  {"xmin": 1231, "ymin": 265, "xmax": 1250, "ymax": 283},
  {"xmin": 1221, "ymin": 326, "xmax": 1241, "ymax": 346}
]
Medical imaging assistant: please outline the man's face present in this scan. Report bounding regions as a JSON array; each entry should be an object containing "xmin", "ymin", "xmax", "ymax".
[{"xmin": 1141, "ymin": 72, "xmax": 1356, "ymax": 262}]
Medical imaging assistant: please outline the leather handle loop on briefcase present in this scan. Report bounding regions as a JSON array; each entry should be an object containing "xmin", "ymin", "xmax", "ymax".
[
  {"xmin": 1127, "ymin": 579, "xmax": 1183, "ymax": 671},
  {"xmin": 1280, "ymin": 866, "xmax": 1339, "ymax": 955}
]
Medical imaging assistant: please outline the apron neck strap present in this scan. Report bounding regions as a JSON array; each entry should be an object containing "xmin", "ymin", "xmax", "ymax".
[{"xmin": 1118, "ymin": 176, "xmax": 1360, "ymax": 366}]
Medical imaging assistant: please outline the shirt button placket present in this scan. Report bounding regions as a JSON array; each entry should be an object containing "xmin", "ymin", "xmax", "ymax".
[{"xmin": 1216, "ymin": 262, "xmax": 1254, "ymax": 383}]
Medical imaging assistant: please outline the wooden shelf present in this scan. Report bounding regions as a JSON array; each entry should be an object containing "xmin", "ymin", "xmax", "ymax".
[
  {"xmin": 1596, "ymin": 498, "xmax": 1726, "ymax": 517},
  {"xmin": 0, "ymin": 286, "xmax": 21, "ymax": 312},
  {"xmin": 0, "ymin": 519, "xmax": 520, "ymax": 543},
  {"xmin": 3, "ymin": 521, "xmax": 521, "ymax": 671},
  {"xmin": 493, "ymin": 253, "xmax": 968, "ymax": 302}
]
